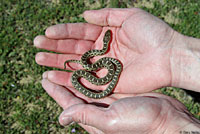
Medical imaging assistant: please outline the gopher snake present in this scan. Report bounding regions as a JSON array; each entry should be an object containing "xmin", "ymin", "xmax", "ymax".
[{"xmin": 64, "ymin": 30, "xmax": 122, "ymax": 99}]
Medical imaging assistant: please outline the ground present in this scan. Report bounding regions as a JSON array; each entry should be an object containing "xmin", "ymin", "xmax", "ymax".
[{"xmin": 0, "ymin": 0, "xmax": 200, "ymax": 133}]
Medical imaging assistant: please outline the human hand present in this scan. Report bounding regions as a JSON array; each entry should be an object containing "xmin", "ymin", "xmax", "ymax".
[
  {"xmin": 34, "ymin": 8, "xmax": 179, "ymax": 96},
  {"xmin": 42, "ymin": 78, "xmax": 200, "ymax": 134}
]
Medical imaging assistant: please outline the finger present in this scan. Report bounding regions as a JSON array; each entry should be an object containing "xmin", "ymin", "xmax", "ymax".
[
  {"xmin": 43, "ymin": 70, "xmax": 119, "ymax": 104},
  {"xmin": 45, "ymin": 23, "xmax": 102, "ymax": 40},
  {"xmin": 43, "ymin": 72, "xmax": 94, "ymax": 102},
  {"xmin": 59, "ymin": 103, "xmax": 107, "ymax": 129},
  {"xmin": 83, "ymin": 8, "xmax": 141, "ymax": 26},
  {"xmin": 41, "ymin": 78, "xmax": 83, "ymax": 109},
  {"xmin": 111, "ymin": 93, "xmax": 138, "ymax": 99},
  {"xmin": 42, "ymin": 71, "xmax": 71, "ymax": 87},
  {"xmin": 34, "ymin": 35, "xmax": 93, "ymax": 54},
  {"xmin": 35, "ymin": 52, "xmax": 110, "ymax": 89},
  {"xmin": 43, "ymin": 70, "xmax": 110, "ymax": 93},
  {"xmin": 35, "ymin": 52, "xmax": 82, "ymax": 69}
]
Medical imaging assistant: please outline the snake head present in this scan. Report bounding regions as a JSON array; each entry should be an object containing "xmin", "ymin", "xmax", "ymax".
[{"xmin": 103, "ymin": 30, "xmax": 112, "ymax": 44}]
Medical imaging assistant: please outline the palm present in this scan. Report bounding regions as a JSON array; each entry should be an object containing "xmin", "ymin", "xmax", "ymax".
[
  {"xmin": 56, "ymin": 89, "xmax": 188, "ymax": 134},
  {"xmin": 35, "ymin": 8, "xmax": 175, "ymax": 96},
  {"xmin": 90, "ymin": 8, "xmax": 174, "ymax": 94}
]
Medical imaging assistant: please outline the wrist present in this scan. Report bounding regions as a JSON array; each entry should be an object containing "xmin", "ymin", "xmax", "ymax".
[
  {"xmin": 170, "ymin": 32, "xmax": 200, "ymax": 92},
  {"xmin": 156, "ymin": 105, "xmax": 200, "ymax": 134},
  {"xmin": 167, "ymin": 113, "xmax": 200, "ymax": 134}
]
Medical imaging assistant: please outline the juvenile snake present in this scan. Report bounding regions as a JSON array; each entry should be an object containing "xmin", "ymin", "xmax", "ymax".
[{"xmin": 64, "ymin": 30, "xmax": 122, "ymax": 99}]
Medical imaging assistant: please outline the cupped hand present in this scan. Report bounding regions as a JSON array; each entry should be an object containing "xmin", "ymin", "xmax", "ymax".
[
  {"xmin": 34, "ymin": 8, "xmax": 177, "ymax": 97},
  {"xmin": 42, "ymin": 79, "xmax": 197, "ymax": 134}
]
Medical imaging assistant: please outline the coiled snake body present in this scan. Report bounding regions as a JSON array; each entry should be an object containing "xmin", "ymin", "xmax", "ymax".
[{"xmin": 64, "ymin": 30, "xmax": 122, "ymax": 99}]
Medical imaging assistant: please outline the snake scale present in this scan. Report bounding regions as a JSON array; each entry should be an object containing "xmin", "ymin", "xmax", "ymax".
[{"xmin": 64, "ymin": 30, "xmax": 122, "ymax": 99}]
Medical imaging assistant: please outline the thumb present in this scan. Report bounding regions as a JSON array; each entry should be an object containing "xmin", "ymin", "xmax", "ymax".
[
  {"xmin": 83, "ymin": 8, "xmax": 141, "ymax": 27},
  {"xmin": 59, "ymin": 104, "xmax": 107, "ymax": 127}
]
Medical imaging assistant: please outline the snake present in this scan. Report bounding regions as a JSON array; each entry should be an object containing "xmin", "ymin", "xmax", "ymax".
[{"xmin": 64, "ymin": 30, "xmax": 122, "ymax": 99}]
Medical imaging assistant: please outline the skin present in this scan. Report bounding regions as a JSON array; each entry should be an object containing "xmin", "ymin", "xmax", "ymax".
[{"xmin": 34, "ymin": 8, "xmax": 200, "ymax": 133}]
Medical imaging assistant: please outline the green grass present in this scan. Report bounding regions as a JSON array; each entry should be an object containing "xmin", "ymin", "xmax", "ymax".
[{"xmin": 0, "ymin": 0, "xmax": 199, "ymax": 133}]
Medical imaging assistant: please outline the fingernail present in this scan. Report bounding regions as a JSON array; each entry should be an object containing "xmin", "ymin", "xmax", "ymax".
[
  {"xmin": 35, "ymin": 53, "xmax": 46, "ymax": 63},
  {"xmin": 45, "ymin": 25, "xmax": 58, "ymax": 37},
  {"xmin": 33, "ymin": 35, "xmax": 44, "ymax": 47},
  {"xmin": 42, "ymin": 71, "xmax": 49, "ymax": 79},
  {"xmin": 60, "ymin": 116, "xmax": 73, "ymax": 126}
]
